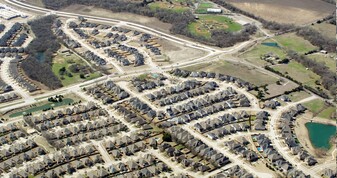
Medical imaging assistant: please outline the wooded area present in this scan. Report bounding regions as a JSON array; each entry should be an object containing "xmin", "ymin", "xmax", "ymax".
[{"xmin": 21, "ymin": 15, "xmax": 63, "ymax": 89}]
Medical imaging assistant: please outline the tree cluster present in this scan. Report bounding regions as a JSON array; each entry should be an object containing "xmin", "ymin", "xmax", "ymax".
[{"xmin": 21, "ymin": 15, "xmax": 63, "ymax": 89}]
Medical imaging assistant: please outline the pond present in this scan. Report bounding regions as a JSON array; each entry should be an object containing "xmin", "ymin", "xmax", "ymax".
[
  {"xmin": 261, "ymin": 42, "xmax": 279, "ymax": 47},
  {"xmin": 36, "ymin": 52, "xmax": 46, "ymax": 63},
  {"xmin": 305, "ymin": 122, "xmax": 336, "ymax": 150}
]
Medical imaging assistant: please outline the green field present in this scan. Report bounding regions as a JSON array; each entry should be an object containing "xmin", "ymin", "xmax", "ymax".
[
  {"xmin": 303, "ymin": 99, "xmax": 335, "ymax": 119},
  {"xmin": 274, "ymin": 33, "xmax": 318, "ymax": 54},
  {"xmin": 52, "ymin": 52, "xmax": 101, "ymax": 86},
  {"xmin": 242, "ymin": 40, "xmax": 287, "ymax": 66},
  {"xmin": 272, "ymin": 61, "xmax": 320, "ymax": 87},
  {"xmin": 148, "ymin": 2, "xmax": 189, "ymax": 13},
  {"xmin": 188, "ymin": 15, "xmax": 242, "ymax": 38},
  {"xmin": 195, "ymin": 2, "xmax": 213, "ymax": 14},
  {"xmin": 183, "ymin": 60, "xmax": 278, "ymax": 86},
  {"xmin": 9, "ymin": 98, "xmax": 74, "ymax": 118},
  {"xmin": 307, "ymin": 53, "xmax": 335, "ymax": 72}
]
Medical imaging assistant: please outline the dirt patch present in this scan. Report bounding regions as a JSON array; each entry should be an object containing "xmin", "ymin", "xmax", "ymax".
[
  {"xmin": 226, "ymin": 0, "xmax": 334, "ymax": 24},
  {"xmin": 61, "ymin": 5, "xmax": 172, "ymax": 33}
]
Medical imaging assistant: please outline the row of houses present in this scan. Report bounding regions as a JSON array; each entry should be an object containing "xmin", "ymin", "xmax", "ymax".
[
  {"xmin": 254, "ymin": 111, "xmax": 269, "ymax": 131},
  {"xmin": 83, "ymin": 50, "xmax": 106, "ymax": 66},
  {"xmin": 213, "ymin": 165, "xmax": 253, "ymax": 178},
  {"xmin": 54, "ymin": 28, "xmax": 81, "ymax": 49},
  {"xmin": 0, "ymin": 122, "xmax": 25, "ymax": 147},
  {"xmin": 73, "ymin": 28, "xmax": 89, "ymax": 39},
  {"xmin": 0, "ymin": 138, "xmax": 46, "ymax": 172},
  {"xmin": 42, "ymin": 118, "xmax": 128, "ymax": 149},
  {"xmin": 0, "ymin": 92, "xmax": 19, "ymax": 103},
  {"xmin": 160, "ymin": 91, "xmax": 249, "ymax": 128},
  {"xmin": 113, "ymin": 104, "xmax": 153, "ymax": 129},
  {"xmin": 11, "ymin": 33, "xmax": 27, "ymax": 47},
  {"xmin": 24, "ymin": 107, "xmax": 108, "ymax": 132},
  {"xmin": 8, "ymin": 58, "xmax": 39, "ymax": 92},
  {"xmin": 168, "ymin": 126, "xmax": 231, "ymax": 168},
  {"xmin": 171, "ymin": 69, "xmax": 255, "ymax": 91},
  {"xmin": 104, "ymin": 48, "xmax": 131, "ymax": 66},
  {"xmin": 253, "ymin": 134, "xmax": 308, "ymax": 177},
  {"xmin": 0, "ymin": 22, "xmax": 22, "ymax": 47},
  {"xmin": 131, "ymin": 74, "xmax": 166, "ymax": 92},
  {"xmin": 79, "ymin": 154, "xmax": 170, "ymax": 178},
  {"xmin": 146, "ymin": 79, "xmax": 203, "ymax": 101},
  {"xmin": 225, "ymin": 139, "xmax": 259, "ymax": 162},
  {"xmin": 279, "ymin": 104, "xmax": 317, "ymax": 166},
  {"xmin": 159, "ymin": 143, "xmax": 212, "ymax": 172},
  {"xmin": 86, "ymin": 80, "xmax": 130, "ymax": 104},
  {"xmin": 117, "ymin": 44, "xmax": 145, "ymax": 67},
  {"xmin": 150, "ymin": 81, "xmax": 219, "ymax": 107},
  {"xmin": 4, "ymin": 144, "xmax": 102, "ymax": 178}
]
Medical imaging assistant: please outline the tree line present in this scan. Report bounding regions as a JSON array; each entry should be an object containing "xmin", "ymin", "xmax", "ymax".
[{"xmin": 21, "ymin": 15, "xmax": 63, "ymax": 89}]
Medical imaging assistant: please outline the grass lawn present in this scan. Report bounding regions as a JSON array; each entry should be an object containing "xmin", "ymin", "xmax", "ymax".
[
  {"xmin": 273, "ymin": 33, "xmax": 318, "ymax": 54},
  {"xmin": 9, "ymin": 98, "xmax": 74, "ymax": 118},
  {"xmin": 303, "ymin": 99, "xmax": 335, "ymax": 119},
  {"xmin": 272, "ymin": 61, "xmax": 320, "ymax": 87},
  {"xmin": 52, "ymin": 52, "xmax": 101, "ymax": 86},
  {"xmin": 188, "ymin": 15, "xmax": 242, "ymax": 38},
  {"xmin": 183, "ymin": 60, "xmax": 278, "ymax": 86},
  {"xmin": 148, "ymin": 2, "xmax": 189, "ymax": 13},
  {"xmin": 195, "ymin": 2, "xmax": 213, "ymax": 13},
  {"xmin": 303, "ymin": 99, "xmax": 325, "ymax": 114},
  {"xmin": 287, "ymin": 91, "xmax": 311, "ymax": 102},
  {"xmin": 317, "ymin": 107, "xmax": 336, "ymax": 120},
  {"xmin": 242, "ymin": 40, "xmax": 287, "ymax": 66},
  {"xmin": 307, "ymin": 53, "xmax": 335, "ymax": 72}
]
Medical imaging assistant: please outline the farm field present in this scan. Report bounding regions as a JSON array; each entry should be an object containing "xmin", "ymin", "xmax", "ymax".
[
  {"xmin": 271, "ymin": 61, "xmax": 320, "ymax": 87},
  {"xmin": 195, "ymin": 1, "xmax": 214, "ymax": 14},
  {"xmin": 188, "ymin": 15, "xmax": 242, "ymax": 38},
  {"xmin": 273, "ymin": 33, "xmax": 317, "ymax": 54},
  {"xmin": 226, "ymin": 0, "xmax": 334, "ymax": 24},
  {"xmin": 312, "ymin": 23, "xmax": 335, "ymax": 40},
  {"xmin": 241, "ymin": 40, "xmax": 287, "ymax": 66},
  {"xmin": 183, "ymin": 60, "xmax": 278, "ymax": 86},
  {"xmin": 307, "ymin": 53, "xmax": 335, "ymax": 72},
  {"xmin": 52, "ymin": 52, "xmax": 102, "ymax": 86}
]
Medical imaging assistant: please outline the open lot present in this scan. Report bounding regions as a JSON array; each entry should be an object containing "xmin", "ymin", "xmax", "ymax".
[
  {"xmin": 271, "ymin": 61, "xmax": 320, "ymax": 88},
  {"xmin": 226, "ymin": 0, "xmax": 334, "ymax": 24},
  {"xmin": 188, "ymin": 15, "xmax": 242, "ymax": 38},
  {"xmin": 273, "ymin": 33, "xmax": 317, "ymax": 54},
  {"xmin": 155, "ymin": 38, "xmax": 207, "ymax": 64},
  {"xmin": 287, "ymin": 91, "xmax": 311, "ymax": 102},
  {"xmin": 183, "ymin": 60, "xmax": 278, "ymax": 86}
]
